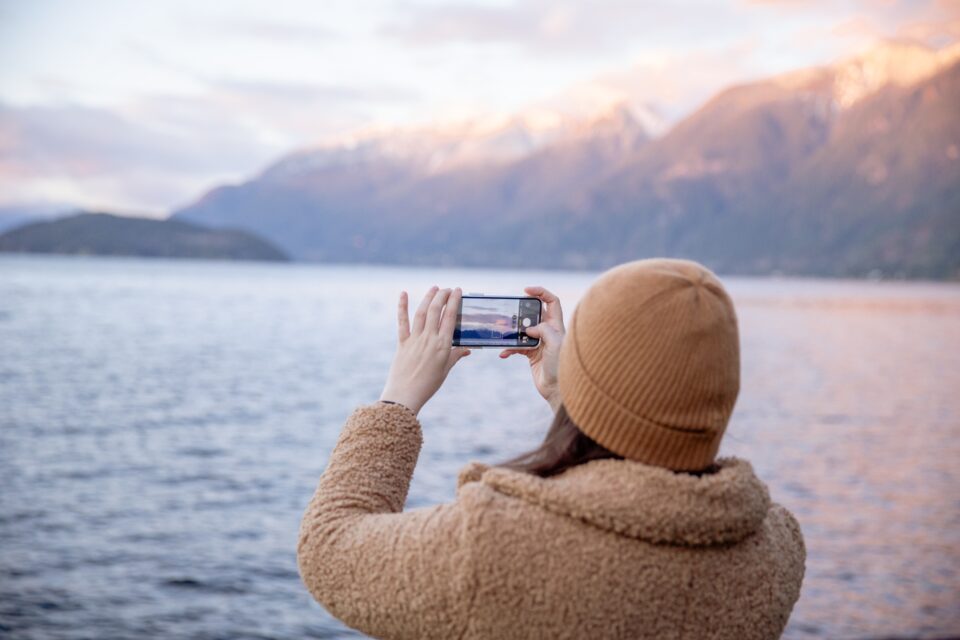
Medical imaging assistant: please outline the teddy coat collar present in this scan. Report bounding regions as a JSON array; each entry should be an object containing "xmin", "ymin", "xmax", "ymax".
[{"xmin": 457, "ymin": 456, "xmax": 771, "ymax": 546}]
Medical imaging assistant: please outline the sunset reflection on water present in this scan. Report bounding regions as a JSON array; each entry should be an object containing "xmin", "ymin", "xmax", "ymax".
[
  {"xmin": 725, "ymin": 283, "xmax": 960, "ymax": 639},
  {"xmin": 0, "ymin": 258, "xmax": 957, "ymax": 639}
]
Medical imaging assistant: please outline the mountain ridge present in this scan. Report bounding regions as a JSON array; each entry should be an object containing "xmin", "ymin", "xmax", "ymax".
[{"xmin": 174, "ymin": 41, "xmax": 960, "ymax": 279}]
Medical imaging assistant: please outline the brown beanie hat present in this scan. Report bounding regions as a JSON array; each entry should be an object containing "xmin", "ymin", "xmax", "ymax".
[{"xmin": 557, "ymin": 258, "xmax": 740, "ymax": 471}]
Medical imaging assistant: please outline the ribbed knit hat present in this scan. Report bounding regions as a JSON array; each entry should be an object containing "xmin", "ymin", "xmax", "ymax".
[{"xmin": 557, "ymin": 258, "xmax": 740, "ymax": 471}]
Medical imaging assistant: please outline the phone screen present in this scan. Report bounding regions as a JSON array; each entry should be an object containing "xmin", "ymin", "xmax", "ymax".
[{"xmin": 453, "ymin": 296, "xmax": 542, "ymax": 348}]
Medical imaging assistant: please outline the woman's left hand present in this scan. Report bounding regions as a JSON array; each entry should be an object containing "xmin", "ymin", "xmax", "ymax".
[{"xmin": 379, "ymin": 286, "xmax": 471, "ymax": 415}]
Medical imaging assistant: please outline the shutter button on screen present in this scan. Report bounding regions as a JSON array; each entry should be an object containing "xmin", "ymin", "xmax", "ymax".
[{"xmin": 522, "ymin": 318, "xmax": 532, "ymax": 328}]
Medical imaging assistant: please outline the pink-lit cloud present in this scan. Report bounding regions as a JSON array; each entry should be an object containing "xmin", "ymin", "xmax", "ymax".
[
  {"xmin": 383, "ymin": 1, "xmax": 753, "ymax": 54},
  {"xmin": 0, "ymin": 101, "xmax": 273, "ymax": 214},
  {"xmin": 1, "ymin": 0, "xmax": 956, "ymax": 214}
]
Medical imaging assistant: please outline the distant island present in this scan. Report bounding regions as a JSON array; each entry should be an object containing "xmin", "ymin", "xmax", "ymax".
[{"xmin": 0, "ymin": 212, "xmax": 289, "ymax": 262}]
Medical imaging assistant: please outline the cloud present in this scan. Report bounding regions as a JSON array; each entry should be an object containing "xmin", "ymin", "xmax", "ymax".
[
  {"xmin": 384, "ymin": 3, "xmax": 542, "ymax": 45},
  {"xmin": 745, "ymin": 0, "xmax": 960, "ymax": 47},
  {"xmin": 125, "ymin": 40, "xmax": 419, "ymax": 105},
  {"xmin": 4, "ymin": 0, "xmax": 954, "ymax": 215},
  {"xmin": 381, "ymin": 1, "xmax": 737, "ymax": 54},
  {"xmin": 895, "ymin": 0, "xmax": 960, "ymax": 45},
  {"xmin": 0, "ymin": 61, "xmax": 422, "ymax": 214},
  {"xmin": 210, "ymin": 78, "xmax": 418, "ymax": 105},
  {"xmin": 383, "ymin": 0, "xmax": 959, "ymax": 56},
  {"xmin": 122, "ymin": 42, "xmax": 421, "ymax": 138},
  {"xmin": 201, "ymin": 17, "xmax": 338, "ymax": 43},
  {"xmin": 0, "ymin": 26, "xmax": 424, "ymax": 214},
  {"xmin": 0, "ymin": 101, "xmax": 279, "ymax": 214},
  {"xmin": 539, "ymin": 40, "xmax": 762, "ymax": 127}
]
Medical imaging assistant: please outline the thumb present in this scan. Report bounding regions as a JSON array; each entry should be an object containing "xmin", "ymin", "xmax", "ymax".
[{"xmin": 525, "ymin": 323, "xmax": 557, "ymax": 342}]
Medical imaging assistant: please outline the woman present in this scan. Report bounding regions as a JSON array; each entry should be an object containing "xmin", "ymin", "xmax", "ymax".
[{"xmin": 298, "ymin": 258, "xmax": 806, "ymax": 639}]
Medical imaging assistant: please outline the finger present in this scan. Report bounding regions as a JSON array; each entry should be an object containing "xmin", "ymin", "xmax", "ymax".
[
  {"xmin": 397, "ymin": 291, "xmax": 410, "ymax": 341},
  {"xmin": 412, "ymin": 286, "xmax": 439, "ymax": 334},
  {"xmin": 439, "ymin": 287, "xmax": 461, "ymax": 342},
  {"xmin": 499, "ymin": 348, "xmax": 533, "ymax": 359},
  {"xmin": 426, "ymin": 288, "xmax": 452, "ymax": 333},
  {"xmin": 526, "ymin": 323, "xmax": 559, "ymax": 343},
  {"xmin": 524, "ymin": 285, "xmax": 564, "ymax": 324},
  {"xmin": 524, "ymin": 286, "xmax": 559, "ymax": 304},
  {"xmin": 524, "ymin": 324, "xmax": 557, "ymax": 350}
]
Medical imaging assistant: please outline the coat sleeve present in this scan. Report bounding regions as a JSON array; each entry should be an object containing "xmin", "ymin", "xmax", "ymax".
[{"xmin": 297, "ymin": 402, "xmax": 474, "ymax": 640}]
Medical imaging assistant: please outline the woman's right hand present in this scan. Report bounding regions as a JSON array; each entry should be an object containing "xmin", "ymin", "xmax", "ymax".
[{"xmin": 499, "ymin": 286, "xmax": 566, "ymax": 413}]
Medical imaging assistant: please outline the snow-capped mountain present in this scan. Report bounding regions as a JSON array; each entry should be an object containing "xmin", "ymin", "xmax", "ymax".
[
  {"xmin": 776, "ymin": 40, "xmax": 960, "ymax": 109},
  {"xmin": 261, "ymin": 102, "xmax": 651, "ymax": 180},
  {"xmin": 176, "ymin": 41, "xmax": 960, "ymax": 279}
]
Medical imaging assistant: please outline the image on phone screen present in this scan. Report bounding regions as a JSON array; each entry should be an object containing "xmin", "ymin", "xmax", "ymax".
[{"xmin": 453, "ymin": 296, "xmax": 542, "ymax": 348}]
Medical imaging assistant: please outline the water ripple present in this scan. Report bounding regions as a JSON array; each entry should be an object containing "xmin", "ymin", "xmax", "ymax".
[{"xmin": 1, "ymin": 256, "xmax": 958, "ymax": 639}]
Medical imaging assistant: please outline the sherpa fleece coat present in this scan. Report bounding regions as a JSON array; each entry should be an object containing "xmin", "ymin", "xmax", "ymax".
[{"xmin": 298, "ymin": 402, "xmax": 806, "ymax": 640}]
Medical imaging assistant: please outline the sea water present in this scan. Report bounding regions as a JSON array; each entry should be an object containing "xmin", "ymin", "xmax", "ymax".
[{"xmin": 1, "ymin": 255, "xmax": 958, "ymax": 639}]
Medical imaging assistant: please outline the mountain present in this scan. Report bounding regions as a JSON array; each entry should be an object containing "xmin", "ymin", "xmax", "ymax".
[
  {"xmin": 175, "ymin": 41, "xmax": 960, "ymax": 279},
  {"xmin": 0, "ymin": 212, "xmax": 290, "ymax": 262},
  {"xmin": 746, "ymin": 46, "xmax": 960, "ymax": 277},
  {"xmin": 263, "ymin": 102, "xmax": 656, "ymax": 178},
  {"xmin": 0, "ymin": 203, "xmax": 73, "ymax": 233},
  {"xmin": 175, "ymin": 103, "xmax": 649, "ymax": 263},
  {"xmin": 560, "ymin": 40, "xmax": 960, "ymax": 277}
]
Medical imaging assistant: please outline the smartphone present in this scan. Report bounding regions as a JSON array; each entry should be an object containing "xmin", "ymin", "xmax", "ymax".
[{"xmin": 453, "ymin": 294, "xmax": 542, "ymax": 348}]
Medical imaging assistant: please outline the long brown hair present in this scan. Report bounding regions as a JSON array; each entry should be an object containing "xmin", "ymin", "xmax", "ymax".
[
  {"xmin": 498, "ymin": 404, "xmax": 623, "ymax": 478},
  {"xmin": 499, "ymin": 404, "xmax": 722, "ymax": 478}
]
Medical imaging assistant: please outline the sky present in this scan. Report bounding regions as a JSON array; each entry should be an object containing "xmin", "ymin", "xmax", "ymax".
[{"xmin": 0, "ymin": 0, "xmax": 957, "ymax": 216}]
